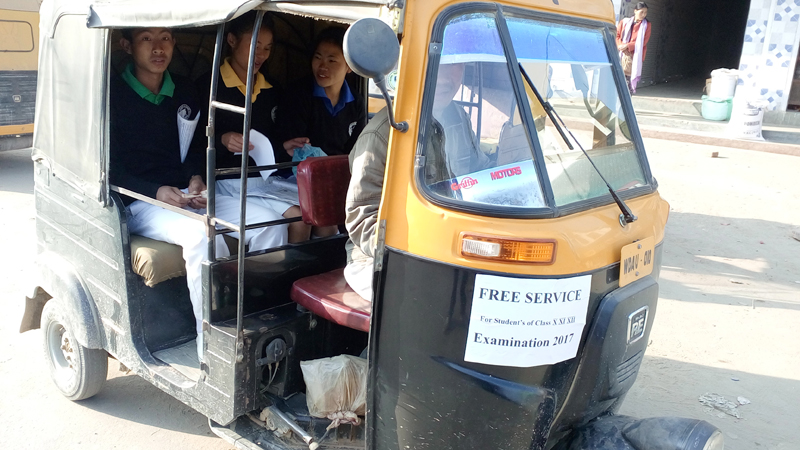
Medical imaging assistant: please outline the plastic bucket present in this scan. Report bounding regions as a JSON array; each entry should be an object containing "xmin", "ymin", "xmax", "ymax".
[
  {"xmin": 701, "ymin": 95, "xmax": 733, "ymax": 121},
  {"xmin": 709, "ymin": 69, "xmax": 739, "ymax": 99}
]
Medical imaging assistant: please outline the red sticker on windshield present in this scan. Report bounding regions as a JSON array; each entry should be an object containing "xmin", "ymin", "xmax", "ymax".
[
  {"xmin": 451, "ymin": 177, "xmax": 479, "ymax": 190},
  {"xmin": 490, "ymin": 166, "xmax": 522, "ymax": 181}
]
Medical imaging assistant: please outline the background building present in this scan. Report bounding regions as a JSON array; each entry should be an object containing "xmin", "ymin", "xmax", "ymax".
[{"xmin": 613, "ymin": 0, "xmax": 800, "ymax": 112}]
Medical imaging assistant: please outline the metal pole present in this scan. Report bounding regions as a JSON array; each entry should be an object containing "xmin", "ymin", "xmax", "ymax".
[
  {"xmin": 207, "ymin": 23, "xmax": 226, "ymax": 260},
  {"xmin": 235, "ymin": 10, "xmax": 266, "ymax": 362}
]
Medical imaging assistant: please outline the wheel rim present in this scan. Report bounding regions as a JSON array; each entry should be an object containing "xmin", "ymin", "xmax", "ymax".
[{"xmin": 47, "ymin": 320, "xmax": 78, "ymax": 389}]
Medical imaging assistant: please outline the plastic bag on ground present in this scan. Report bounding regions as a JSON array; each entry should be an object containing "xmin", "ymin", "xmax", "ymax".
[{"xmin": 300, "ymin": 355, "xmax": 367, "ymax": 428}]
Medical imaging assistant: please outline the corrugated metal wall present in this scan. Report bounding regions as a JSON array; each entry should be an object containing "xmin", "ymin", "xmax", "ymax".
[{"xmin": 0, "ymin": 71, "xmax": 36, "ymax": 127}]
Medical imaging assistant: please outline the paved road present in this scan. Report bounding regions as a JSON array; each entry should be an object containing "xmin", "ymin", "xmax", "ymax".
[{"xmin": 1, "ymin": 139, "xmax": 798, "ymax": 449}]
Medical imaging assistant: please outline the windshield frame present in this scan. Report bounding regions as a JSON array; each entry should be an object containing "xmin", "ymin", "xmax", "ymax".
[{"xmin": 414, "ymin": 3, "xmax": 656, "ymax": 219}]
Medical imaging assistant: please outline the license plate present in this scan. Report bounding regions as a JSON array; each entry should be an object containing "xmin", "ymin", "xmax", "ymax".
[{"xmin": 619, "ymin": 237, "xmax": 655, "ymax": 287}]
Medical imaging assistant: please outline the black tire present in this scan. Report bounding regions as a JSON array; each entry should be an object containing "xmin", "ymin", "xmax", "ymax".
[{"xmin": 41, "ymin": 299, "xmax": 108, "ymax": 401}]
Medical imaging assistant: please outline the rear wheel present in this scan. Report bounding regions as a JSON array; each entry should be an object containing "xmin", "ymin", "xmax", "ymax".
[{"xmin": 41, "ymin": 299, "xmax": 108, "ymax": 400}]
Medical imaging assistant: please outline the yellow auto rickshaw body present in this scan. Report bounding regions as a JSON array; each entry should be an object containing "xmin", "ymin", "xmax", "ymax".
[{"xmin": 380, "ymin": 0, "xmax": 668, "ymax": 274}]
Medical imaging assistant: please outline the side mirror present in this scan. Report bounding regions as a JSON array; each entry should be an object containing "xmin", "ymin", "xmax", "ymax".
[{"xmin": 344, "ymin": 18, "xmax": 408, "ymax": 132}]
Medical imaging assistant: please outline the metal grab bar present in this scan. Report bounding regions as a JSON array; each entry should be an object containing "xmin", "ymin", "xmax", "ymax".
[
  {"xmin": 206, "ymin": 23, "xmax": 225, "ymax": 260},
  {"xmin": 215, "ymin": 160, "xmax": 299, "ymax": 176},
  {"xmin": 111, "ymin": 186, "xmax": 207, "ymax": 223},
  {"xmin": 234, "ymin": 10, "xmax": 267, "ymax": 363},
  {"xmin": 215, "ymin": 216, "xmax": 303, "ymax": 235},
  {"xmin": 211, "ymin": 100, "xmax": 247, "ymax": 115}
]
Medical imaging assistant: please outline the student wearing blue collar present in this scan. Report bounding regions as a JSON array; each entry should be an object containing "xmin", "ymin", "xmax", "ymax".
[{"xmin": 279, "ymin": 27, "xmax": 367, "ymax": 158}]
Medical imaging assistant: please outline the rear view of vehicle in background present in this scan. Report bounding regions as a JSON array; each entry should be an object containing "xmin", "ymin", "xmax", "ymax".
[{"xmin": 0, "ymin": 0, "xmax": 39, "ymax": 151}]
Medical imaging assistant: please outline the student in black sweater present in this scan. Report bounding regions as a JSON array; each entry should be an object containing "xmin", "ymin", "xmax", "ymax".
[
  {"xmin": 198, "ymin": 12, "xmax": 310, "ymax": 243},
  {"xmin": 199, "ymin": 12, "xmax": 281, "ymax": 175},
  {"xmin": 110, "ymin": 27, "xmax": 286, "ymax": 361},
  {"xmin": 278, "ymin": 27, "xmax": 367, "ymax": 157}
]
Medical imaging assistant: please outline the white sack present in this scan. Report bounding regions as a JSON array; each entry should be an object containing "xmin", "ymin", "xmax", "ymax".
[
  {"xmin": 300, "ymin": 355, "xmax": 367, "ymax": 427},
  {"xmin": 728, "ymin": 99, "xmax": 768, "ymax": 141}
]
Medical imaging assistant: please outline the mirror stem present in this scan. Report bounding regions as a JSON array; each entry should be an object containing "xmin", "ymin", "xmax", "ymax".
[{"xmin": 375, "ymin": 76, "xmax": 408, "ymax": 132}]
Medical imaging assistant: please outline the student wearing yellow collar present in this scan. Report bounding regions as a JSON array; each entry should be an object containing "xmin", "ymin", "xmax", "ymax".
[{"xmin": 200, "ymin": 12, "xmax": 310, "ymax": 243}]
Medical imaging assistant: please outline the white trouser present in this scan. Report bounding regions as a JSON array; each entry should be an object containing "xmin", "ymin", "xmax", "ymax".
[
  {"xmin": 128, "ymin": 195, "xmax": 288, "ymax": 360},
  {"xmin": 217, "ymin": 178, "xmax": 294, "ymax": 216}
]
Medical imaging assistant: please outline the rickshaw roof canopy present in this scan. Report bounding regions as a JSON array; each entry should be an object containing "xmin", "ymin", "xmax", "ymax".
[
  {"xmin": 85, "ymin": 0, "xmax": 392, "ymax": 29},
  {"xmin": 86, "ymin": 0, "xmax": 263, "ymax": 28},
  {"xmin": 1, "ymin": 0, "xmax": 42, "ymax": 12}
]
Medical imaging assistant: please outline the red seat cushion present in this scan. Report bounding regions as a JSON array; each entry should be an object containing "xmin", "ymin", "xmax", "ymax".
[
  {"xmin": 296, "ymin": 155, "xmax": 351, "ymax": 227},
  {"xmin": 290, "ymin": 269, "xmax": 371, "ymax": 332}
]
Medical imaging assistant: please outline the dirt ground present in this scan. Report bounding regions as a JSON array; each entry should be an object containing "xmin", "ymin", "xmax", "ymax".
[
  {"xmin": 1, "ymin": 137, "xmax": 798, "ymax": 449},
  {"xmin": 0, "ymin": 149, "xmax": 232, "ymax": 450},
  {"xmin": 618, "ymin": 140, "xmax": 800, "ymax": 450}
]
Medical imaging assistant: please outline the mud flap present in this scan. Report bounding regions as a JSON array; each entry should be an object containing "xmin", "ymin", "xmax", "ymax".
[{"xmin": 20, "ymin": 287, "xmax": 52, "ymax": 333}]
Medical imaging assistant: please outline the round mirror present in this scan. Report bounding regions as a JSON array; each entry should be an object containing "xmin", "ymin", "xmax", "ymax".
[{"xmin": 343, "ymin": 18, "xmax": 399, "ymax": 81}]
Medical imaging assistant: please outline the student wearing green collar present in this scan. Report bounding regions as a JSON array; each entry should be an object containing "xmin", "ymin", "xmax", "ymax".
[{"xmin": 110, "ymin": 27, "xmax": 288, "ymax": 362}]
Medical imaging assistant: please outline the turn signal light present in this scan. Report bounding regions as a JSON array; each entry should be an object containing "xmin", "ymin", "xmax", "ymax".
[{"xmin": 460, "ymin": 233, "xmax": 556, "ymax": 264}]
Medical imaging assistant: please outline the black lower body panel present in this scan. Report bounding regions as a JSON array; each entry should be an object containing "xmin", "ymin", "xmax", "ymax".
[{"xmin": 366, "ymin": 247, "xmax": 662, "ymax": 450}]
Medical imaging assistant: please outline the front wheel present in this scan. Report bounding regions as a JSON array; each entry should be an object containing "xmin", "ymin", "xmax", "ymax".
[{"xmin": 41, "ymin": 299, "xmax": 108, "ymax": 400}]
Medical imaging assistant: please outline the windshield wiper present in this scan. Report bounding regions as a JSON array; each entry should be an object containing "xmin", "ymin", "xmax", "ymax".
[{"xmin": 518, "ymin": 63, "xmax": 637, "ymax": 224}]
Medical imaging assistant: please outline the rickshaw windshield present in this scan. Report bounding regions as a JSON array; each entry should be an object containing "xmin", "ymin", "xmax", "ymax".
[{"xmin": 419, "ymin": 10, "xmax": 648, "ymax": 213}]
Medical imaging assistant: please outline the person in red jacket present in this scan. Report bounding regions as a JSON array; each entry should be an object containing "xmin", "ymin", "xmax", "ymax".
[{"xmin": 616, "ymin": 2, "xmax": 651, "ymax": 94}]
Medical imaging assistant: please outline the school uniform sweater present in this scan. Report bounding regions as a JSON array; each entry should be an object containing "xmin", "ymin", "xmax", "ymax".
[
  {"xmin": 110, "ymin": 72, "xmax": 206, "ymax": 206},
  {"xmin": 196, "ymin": 60, "xmax": 283, "ymax": 179},
  {"xmin": 278, "ymin": 77, "xmax": 367, "ymax": 156}
]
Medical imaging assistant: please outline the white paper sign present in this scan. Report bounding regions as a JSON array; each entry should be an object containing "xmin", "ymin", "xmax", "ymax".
[{"xmin": 464, "ymin": 274, "xmax": 592, "ymax": 368}]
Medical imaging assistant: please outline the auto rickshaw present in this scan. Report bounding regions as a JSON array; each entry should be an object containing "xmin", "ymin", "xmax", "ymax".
[{"xmin": 20, "ymin": 0, "xmax": 724, "ymax": 449}]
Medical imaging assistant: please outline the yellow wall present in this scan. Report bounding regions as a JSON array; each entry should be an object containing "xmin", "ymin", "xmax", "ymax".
[{"xmin": 0, "ymin": 8, "xmax": 39, "ymax": 71}]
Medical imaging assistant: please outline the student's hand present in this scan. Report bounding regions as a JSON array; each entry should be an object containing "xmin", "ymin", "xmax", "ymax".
[
  {"xmin": 283, "ymin": 137, "xmax": 310, "ymax": 157},
  {"xmin": 221, "ymin": 132, "xmax": 255, "ymax": 153},
  {"xmin": 187, "ymin": 175, "xmax": 207, "ymax": 209},
  {"xmin": 157, "ymin": 186, "xmax": 190, "ymax": 208}
]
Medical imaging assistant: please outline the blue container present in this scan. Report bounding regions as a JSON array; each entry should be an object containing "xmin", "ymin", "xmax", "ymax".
[{"xmin": 701, "ymin": 95, "xmax": 733, "ymax": 121}]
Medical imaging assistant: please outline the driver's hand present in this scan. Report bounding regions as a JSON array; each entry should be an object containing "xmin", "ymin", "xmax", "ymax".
[
  {"xmin": 221, "ymin": 132, "xmax": 254, "ymax": 153},
  {"xmin": 156, "ymin": 186, "xmax": 190, "ymax": 208}
]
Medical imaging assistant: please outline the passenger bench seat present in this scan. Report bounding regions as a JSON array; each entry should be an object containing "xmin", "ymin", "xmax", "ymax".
[
  {"xmin": 130, "ymin": 234, "xmax": 237, "ymax": 288},
  {"xmin": 290, "ymin": 155, "xmax": 371, "ymax": 333}
]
